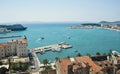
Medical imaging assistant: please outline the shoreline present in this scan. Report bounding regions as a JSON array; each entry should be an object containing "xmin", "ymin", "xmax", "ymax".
[
  {"xmin": 69, "ymin": 26, "xmax": 120, "ymax": 32},
  {"xmin": 94, "ymin": 27, "xmax": 120, "ymax": 32}
]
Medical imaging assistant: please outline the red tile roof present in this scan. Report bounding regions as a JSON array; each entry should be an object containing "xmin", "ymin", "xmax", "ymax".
[
  {"xmin": 58, "ymin": 56, "xmax": 102, "ymax": 74},
  {"xmin": 9, "ymin": 38, "xmax": 27, "ymax": 44}
]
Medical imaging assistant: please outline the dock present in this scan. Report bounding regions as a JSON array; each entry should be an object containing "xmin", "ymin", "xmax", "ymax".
[
  {"xmin": 0, "ymin": 35, "xmax": 21, "ymax": 39},
  {"xmin": 31, "ymin": 42, "xmax": 72, "ymax": 54}
]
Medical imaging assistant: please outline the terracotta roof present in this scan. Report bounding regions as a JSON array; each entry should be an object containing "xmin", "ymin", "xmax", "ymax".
[
  {"xmin": 0, "ymin": 43, "xmax": 10, "ymax": 48},
  {"xmin": 9, "ymin": 38, "xmax": 27, "ymax": 44},
  {"xmin": 59, "ymin": 58, "xmax": 71, "ymax": 74},
  {"xmin": 58, "ymin": 56, "xmax": 102, "ymax": 74},
  {"xmin": 0, "ymin": 38, "xmax": 27, "ymax": 48},
  {"xmin": 75, "ymin": 56, "xmax": 102, "ymax": 71},
  {"xmin": 94, "ymin": 60, "xmax": 112, "ymax": 67}
]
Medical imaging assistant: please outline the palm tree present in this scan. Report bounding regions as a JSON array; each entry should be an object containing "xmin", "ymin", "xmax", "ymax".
[
  {"xmin": 67, "ymin": 56, "xmax": 70, "ymax": 58},
  {"xmin": 77, "ymin": 53, "xmax": 82, "ymax": 57},
  {"xmin": 108, "ymin": 49, "xmax": 112, "ymax": 56},
  {"xmin": 42, "ymin": 59, "xmax": 53, "ymax": 71},
  {"xmin": 43, "ymin": 59, "xmax": 49, "ymax": 66},
  {"xmin": 96, "ymin": 52, "xmax": 101, "ymax": 56},
  {"xmin": 55, "ymin": 57, "xmax": 59, "ymax": 61}
]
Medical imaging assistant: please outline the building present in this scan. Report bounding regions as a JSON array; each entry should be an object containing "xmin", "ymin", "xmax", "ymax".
[
  {"xmin": 0, "ymin": 37, "xmax": 28, "ymax": 59},
  {"xmin": 9, "ymin": 38, "xmax": 28, "ymax": 57},
  {"xmin": 56, "ymin": 55, "xmax": 120, "ymax": 74},
  {"xmin": 0, "ymin": 44, "xmax": 5, "ymax": 59},
  {"xmin": 56, "ymin": 56, "xmax": 102, "ymax": 74},
  {"xmin": 91, "ymin": 55, "xmax": 120, "ymax": 74}
]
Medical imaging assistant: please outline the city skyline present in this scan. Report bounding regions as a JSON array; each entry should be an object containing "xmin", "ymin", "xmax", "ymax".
[{"xmin": 0, "ymin": 0, "xmax": 120, "ymax": 23}]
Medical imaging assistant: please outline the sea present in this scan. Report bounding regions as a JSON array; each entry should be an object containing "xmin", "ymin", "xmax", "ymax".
[{"xmin": 0, "ymin": 23, "xmax": 120, "ymax": 63}]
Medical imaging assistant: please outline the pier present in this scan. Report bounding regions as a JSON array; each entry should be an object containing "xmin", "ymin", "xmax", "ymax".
[
  {"xmin": 31, "ymin": 42, "xmax": 72, "ymax": 54},
  {"xmin": 0, "ymin": 35, "xmax": 21, "ymax": 39}
]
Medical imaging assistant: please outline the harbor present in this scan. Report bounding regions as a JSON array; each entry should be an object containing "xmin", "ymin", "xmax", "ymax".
[
  {"xmin": 30, "ymin": 42, "xmax": 72, "ymax": 72},
  {"xmin": 31, "ymin": 42, "xmax": 72, "ymax": 54}
]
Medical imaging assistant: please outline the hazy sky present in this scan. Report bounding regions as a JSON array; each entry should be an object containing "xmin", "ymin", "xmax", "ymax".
[{"xmin": 0, "ymin": 0, "xmax": 120, "ymax": 23}]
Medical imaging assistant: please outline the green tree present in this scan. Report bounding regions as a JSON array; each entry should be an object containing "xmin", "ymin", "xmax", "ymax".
[
  {"xmin": 0, "ymin": 61, "xmax": 3, "ymax": 65},
  {"xmin": 43, "ymin": 59, "xmax": 49, "ymax": 66},
  {"xmin": 108, "ymin": 49, "xmax": 112, "ymax": 57},
  {"xmin": 96, "ymin": 52, "xmax": 101, "ymax": 56},
  {"xmin": 55, "ymin": 57, "xmax": 59, "ymax": 61},
  {"xmin": 11, "ymin": 62, "xmax": 29, "ymax": 72},
  {"xmin": 77, "ymin": 53, "xmax": 82, "ymax": 57},
  {"xmin": 0, "ymin": 67, "xmax": 8, "ymax": 74},
  {"xmin": 67, "ymin": 56, "xmax": 70, "ymax": 58},
  {"xmin": 43, "ymin": 59, "xmax": 52, "ymax": 71},
  {"xmin": 21, "ymin": 63, "xmax": 29, "ymax": 71}
]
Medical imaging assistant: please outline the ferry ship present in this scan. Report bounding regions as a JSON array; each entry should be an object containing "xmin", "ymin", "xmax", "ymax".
[{"xmin": 0, "ymin": 24, "xmax": 27, "ymax": 31}]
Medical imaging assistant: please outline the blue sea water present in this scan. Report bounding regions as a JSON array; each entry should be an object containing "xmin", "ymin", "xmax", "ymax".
[{"xmin": 0, "ymin": 23, "xmax": 120, "ymax": 63}]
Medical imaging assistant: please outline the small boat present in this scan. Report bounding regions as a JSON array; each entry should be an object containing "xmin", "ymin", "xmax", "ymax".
[
  {"xmin": 74, "ymin": 50, "xmax": 78, "ymax": 53},
  {"xmin": 0, "ymin": 28, "xmax": 11, "ymax": 33},
  {"xmin": 52, "ymin": 47, "xmax": 61, "ymax": 52},
  {"xmin": 40, "ymin": 37, "xmax": 44, "ymax": 40}
]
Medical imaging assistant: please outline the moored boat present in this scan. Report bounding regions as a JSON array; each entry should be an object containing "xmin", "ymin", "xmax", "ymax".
[{"xmin": 0, "ymin": 28, "xmax": 11, "ymax": 33}]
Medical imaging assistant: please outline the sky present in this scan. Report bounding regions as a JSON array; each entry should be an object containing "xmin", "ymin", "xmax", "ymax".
[{"xmin": 0, "ymin": 0, "xmax": 120, "ymax": 23}]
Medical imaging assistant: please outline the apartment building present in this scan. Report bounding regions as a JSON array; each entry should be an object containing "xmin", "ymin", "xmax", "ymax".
[{"xmin": 0, "ymin": 37, "xmax": 28, "ymax": 59}]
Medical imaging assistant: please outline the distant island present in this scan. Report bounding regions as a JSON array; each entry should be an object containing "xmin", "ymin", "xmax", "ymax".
[{"xmin": 0, "ymin": 24, "xmax": 27, "ymax": 31}]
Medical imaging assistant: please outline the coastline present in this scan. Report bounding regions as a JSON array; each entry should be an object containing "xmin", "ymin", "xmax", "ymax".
[{"xmin": 69, "ymin": 26, "xmax": 120, "ymax": 32}]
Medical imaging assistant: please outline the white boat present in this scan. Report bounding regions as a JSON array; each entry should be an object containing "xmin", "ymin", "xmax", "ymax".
[
  {"xmin": 0, "ymin": 28, "xmax": 11, "ymax": 33},
  {"xmin": 52, "ymin": 47, "xmax": 61, "ymax": 52}
]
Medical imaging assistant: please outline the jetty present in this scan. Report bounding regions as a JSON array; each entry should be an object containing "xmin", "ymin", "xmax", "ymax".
[
  {"xmin": 0, "ymin": 35, "xmax": 21, "ymax": 39},
  {"xmin": 31, "ymin": 42, "xmax": 72, "ymax": 54}
]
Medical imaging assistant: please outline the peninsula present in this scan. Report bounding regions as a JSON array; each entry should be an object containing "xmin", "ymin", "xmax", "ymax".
[{"xmin": 69, "ymin": 21, "xmax": 120, "ymax": 32}]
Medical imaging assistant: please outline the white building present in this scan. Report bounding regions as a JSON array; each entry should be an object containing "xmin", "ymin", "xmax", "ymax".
[
  {"xmin": 0, "ymin": 44, "xmax": 5, "ymax": 59},
  {"xmin": 0, "ymin": 37, "xmax": 28, "ymax": 59}
]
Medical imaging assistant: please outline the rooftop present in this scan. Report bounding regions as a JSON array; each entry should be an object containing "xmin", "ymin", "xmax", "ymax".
[
  {"xmin": 0, "ymin": 43, "xmax": 10, "ymax": 48},
  {"xmin": 0, "ymin": 38, "xmax": 27, "ymax": 48},
  {"xmin": 58, "ymin": 56, "xmax": 102, "ymax": 74},
  {"xmin": 9, "ymin": 38, "xmax": 27, "ymax": 44}
]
